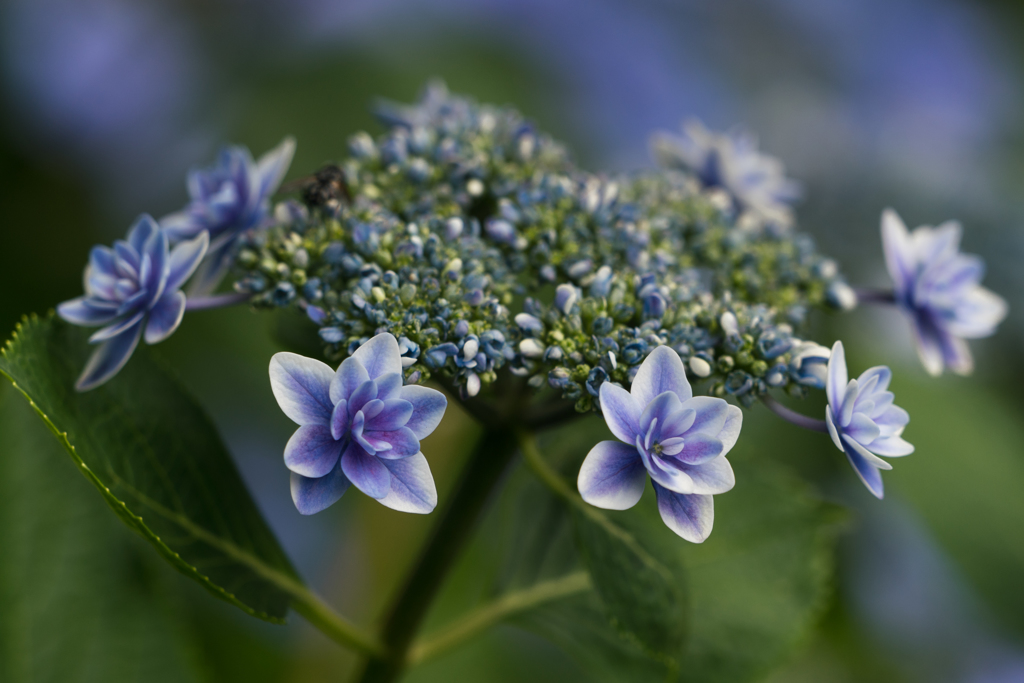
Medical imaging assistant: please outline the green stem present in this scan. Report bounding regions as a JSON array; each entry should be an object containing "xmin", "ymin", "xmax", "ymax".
[
  {"xmin": 407, "ymin": 571, "xmax": 592, "ymax": 665},
  {"xmin": 355, "ymin": 425, "xmax": 521, "ymax": 683}
]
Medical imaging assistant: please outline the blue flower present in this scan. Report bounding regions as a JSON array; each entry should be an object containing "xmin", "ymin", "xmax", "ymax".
[
  {"xmin": 651, "ymin": 119, "xmax": 800, "ymax": 227},
  {"xmin": 161, "ymin": 137, "xmax": 295, "ymax": 294},
  {"xmin": 881, "ymin": 209, "xmax": 1008, "ymax": 376},
  {"xmin": 57, "ymin": 215, "xmax": 208, "ymax": 391},
  {"xmin": 577, "ymin": 346, "xmax": 743, "ymax": 542},
  {"xmin": 269, "ymin": 333, "xmax": 448, "ymax": 515},
  {"xmin": 788, "ymin": 340, "xmax": 831, "ymax": 388},
  {"xmin": 825, "ymin": 341, "xmax": 914, "ymax": 499}
]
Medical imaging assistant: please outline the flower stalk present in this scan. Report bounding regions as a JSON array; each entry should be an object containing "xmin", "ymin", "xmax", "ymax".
[
  {"xmin": 761, "ymin": 394, "xmax": 829, "ymax": 433},
  {"xmin": 355, "ymin": 423, "xmax": 522, "ymax": 683},
  {"xmin": 184, "ymin": 291, "xmax": 252, "ymax": 311},
  {"xmin": 407, "ymin": 571, "xmax": 592, "ymax": 665}
]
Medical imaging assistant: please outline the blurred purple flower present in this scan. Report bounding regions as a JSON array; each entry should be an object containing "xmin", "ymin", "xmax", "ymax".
[
  {"xmin": 651, "ymin": 119, "xmax": 801, "ymax": 228},
  {"xmin": 577, "ymin": 345, "xmax": 742, "ymax": 542},
  {"xmin": 162, "ymin": 137, "xmax": 295, "ymax": 294},
  {"xmin": 57, "ymin": 215, "xmax": 208, "ymax": 391},
  {"xmin": 825, "ymin": 341, "xmax": 914, "ymax": 499},
  {"xmin": 269, "ymin": 333, "xmax": 447, "ymax": 515},
  {"xmin": 882, "ymin": 209, "xmax": 1007, "ymax": 376}
]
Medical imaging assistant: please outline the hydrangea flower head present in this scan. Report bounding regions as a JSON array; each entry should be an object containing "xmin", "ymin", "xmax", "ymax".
[
  {"xmin": 825, "ymin": 341, "xmax": 914, "ymax": 499},
  {"xmin": 881, "ymin": 209, "xmax": 1008, "ymax": 376},
  {"xmin": 162, "ymin": 137, "xmax": 295, "ymax": 294},
  {"xmin": 577, "ymin": 346, "xmax": 743, "ymax": 542},
  {"xmin": 269, "ymin": 333, "xmax": 447, "ymax": 515},
  {"xmin": 651, "ymin": 119, "xmax": 801, "ymax": 228},
  {"xmin": 57, "ymin": 215, "xmax": 208, "ymax": 391}
]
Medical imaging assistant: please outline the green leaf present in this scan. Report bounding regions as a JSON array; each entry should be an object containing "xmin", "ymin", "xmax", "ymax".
[
  {"xmin": 571, "ymin": 504, "xmax": 686, "ymax": 660},
  {"xmin": 0, "ymin": 314, "xmax": 299, "ymax": 622},
  {"xmin": 516, "ymin": 456, "xmax": 842, "ymax": 683},
  {"xmin": 0, "ymin": 382, "xmax": 207, "ymax": 683}
]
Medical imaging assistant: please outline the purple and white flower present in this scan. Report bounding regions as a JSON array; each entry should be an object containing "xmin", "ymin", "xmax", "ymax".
[
  {"xmin": 269, "ymin": 333, "xmax": 447, "ymax": 516},
  {"xmin": 881, "ymin": 209, "xmax": 1007, "ymax": 376},
  {"xmin": 825, "ymin": 341, "xmax": 914, "ymax": 499},
  {"xmin": 651, "ymin": 119, "xmax": 801, "ymax": 228},
  {"xmin": 577, "ymin": 345, "xmax": 742, "ymax": 542},
  {"xmin": 57, "ymin": 215, "xmax": 208, "ymax": 391},
  {"xmin": 162, "ymin": 137, "xmax": 295, "ymax": 295}
]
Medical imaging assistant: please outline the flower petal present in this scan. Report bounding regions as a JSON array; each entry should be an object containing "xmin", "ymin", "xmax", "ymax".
[
  {"xmin": 639, "ymin": 391, "xmax": 683, "ymax": 439},
  {"xmin": 910, "ymin": 315, "xmax": 945, "ymax": 376},
  {"xmin": 866, "ymin": 435, "xmax": 915, "ymax": 457},
  {"xmin": 376, "ymin": 372, "xmax": 404, "ymax": 400},
  {"xmin": 377, "ymin": 452, "xmax": 437, "ymax": 514},
  {"xmin": 365, "ymin": 399, "xmax": 413, "ymax": 431},
  {"xmin": 366, "ymin": 426, "xmax": 419, "ymax": 459},
  {"xmin": 682, "ymin": 396, "xmax": 730, "ymax": 437},
  {"xmin": 631, "ymin": 345, "xmax": 691, "ymax": 407},
  {"xmin": 843, "ymin": 441, "xmax": 885, "ymax": 499},
  {"xmin": 290, "ymin": 462, "xmax": 351, "ymax": 515},
  {"xmin": 165, "ymin": 231, "xmax": 209, "ymax": 292},
  {"xmin": 578, "ymin": 440, "xmax": 646, "ymax": 510},
  {"xmin": 676, "ymin": 433, "xmax": 723, "ymax": 465},
  {"xmin": 680, "ymin": 456, "xmax": 735, "ymax": 495},
  {"xmin": 257, "ymin": 136, "xmax": 296, "ymax": 199},
  {"xmin": 269, "ymin": 352, "xmax": 335, "ymax": 425},
  {"xmin": 642, "ymin": 450, "xmax": 695, "ymax": 495},
  {"xmin": 599, "ymin": 382, "xmax": 642, "ymax": 443},
  {"xmin": 75, "ymin": 319, "xmax": 144, "ymax": 391},
  {"xmin": 57, "ymin": 297, "xmax": 119, "ymax": 326},
  {"xmin": 341, "ymin": 443, "xmax": 391, "ymax": 499},
  {"xmin": 842, "ymin": 434, "xmax": 893, "ymax": 471},
  {"xmin": 881, "ymin": 208, "xmax": 914, "ymax": 298},
  {"xmin": 825, "ymin": 406, "xmax": 844, "ymax": 452},
  {"xmin": 400, "ymin": 385, "xmax": 448, "ymax": 439},
  {"xmin": 330, "ymin": 356, "xmax": 370, "ymax": 404},
  {"xmin": 144, "ymin": 291, "xmax": 186, "ymax": 344},
  {"xmin": 843, "ymin": 413, "xmax": 880, "ymax": 445},
  {"xmin": 826, "ymin": 341, "xmax": 848, "ymax": 411},
  {"xmin": 351, "ymin": 333, "xmax": 402, "ymax": 380},
  {"xmin": 718, "ymin": 405, "xmax": 743, "ymax": 454},
  {"xmin": 284, "ymin": 424, "xmax": 343, "ymax": 478},
  {"xmin": 330, "ymin": 400, "xmax": 348, "ymax": 440},
  {"xmin": 653, "ymin": 483, "xmax": 714, "ymax": 543},
  {"xmin": 90, "ymin": 309, "xmax": 146, "ymax": 343}
]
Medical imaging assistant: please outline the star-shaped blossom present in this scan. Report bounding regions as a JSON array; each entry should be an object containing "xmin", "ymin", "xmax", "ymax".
[
  {"xmin": 162, "ymin": 137, "xmax": 295, "ymax": 295},
  {"xmin": 881, "ymin": 209, "xmax": 1007, "ymax": 376},
  {"xmin": 825, "ymin": 341, "xmax": 914, "ymax": 499},
  {"xmin": 577, "ymin": 345, "xmax": 743, "ymax": 542},
  {"xmin": 651, "ymin": 119, "xmax": 801, "ymax": 228},
  {"xmin": 269, "ymin": 333, "xmax": 447, "ymax": 515},
  {"xmin": 57, "ymin": 215, "xmax": 208, "ymax": 391}
]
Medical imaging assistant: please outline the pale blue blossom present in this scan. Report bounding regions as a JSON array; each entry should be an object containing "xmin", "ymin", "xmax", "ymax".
[
  {"xmin": 825, "ymin": 341, "xmax": 914, "ymax": 499},
  {"xmin": 651, "ymin": 119, "xmax": 801, "ymax": 228},
  {"xmin": 57, "ymin": 215, "xmax": 208, "ymax": 391},
  {"xmin": 162, "ymin": 137, "xmax": 295, "ymax": 294},
  {"xmin": 269, "ymin": 333, "xmax": 447, "ymax": 515},
  {"xmin": 577, "ymin": 346, "xmax": 742, "ymax": 542},
  {"xmin": 881, "ymin": 209, "xmax": 1008, "ymax": 376}
]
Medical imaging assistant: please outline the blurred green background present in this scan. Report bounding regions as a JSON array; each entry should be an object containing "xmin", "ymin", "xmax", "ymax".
[{"xmin": 1, "ymin": 0, "xmax": 1023, "ymax": 681}]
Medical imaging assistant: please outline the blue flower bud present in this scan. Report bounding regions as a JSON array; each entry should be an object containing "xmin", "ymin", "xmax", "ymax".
[{"xmin": 319, "ymin": 327, "xmax": 345, "ymax": 344}]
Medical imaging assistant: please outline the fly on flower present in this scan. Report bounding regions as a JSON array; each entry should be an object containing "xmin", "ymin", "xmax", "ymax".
[
  {"xmin": 57, "ymin": 215, "xmax": 208, "ymax": 391},
  {"xmin": 577, "ymin": 345, "xmax": 742, "ymax": 542},
  {"xmin": 881, "ymin": 209, "xmax": 1008, "ymax": 376},
  {"xmin": 270, "ymin": 332, "xmax": 447, "ymax": 515}
]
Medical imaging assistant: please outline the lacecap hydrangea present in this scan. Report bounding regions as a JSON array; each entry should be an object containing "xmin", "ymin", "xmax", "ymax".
[{"xmin": 235, "ymin": 81, "xmax": 856, "ymax": 416}]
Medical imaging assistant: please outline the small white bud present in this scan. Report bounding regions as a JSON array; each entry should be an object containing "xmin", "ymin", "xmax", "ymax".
[{"xmin": 689, "ymin": 357, "xmax": 712, "ymax": 378}]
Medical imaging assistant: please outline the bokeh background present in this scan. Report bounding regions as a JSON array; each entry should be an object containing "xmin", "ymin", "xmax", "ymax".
[{"xmin": 2, "ymin": 1, "xmax": 1024, "ymax": 681}]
